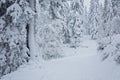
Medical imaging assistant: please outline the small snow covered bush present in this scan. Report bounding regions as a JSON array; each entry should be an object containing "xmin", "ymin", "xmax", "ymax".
[
  {"xmin": 98, "ymin": 35, "xmax": 120, "ymax": 64},
  {"xmin": 36, "ymin": 24, "xmax": 63, "ymax": 60}
]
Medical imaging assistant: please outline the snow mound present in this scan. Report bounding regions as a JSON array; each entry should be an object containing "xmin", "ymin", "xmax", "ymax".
[{"xmin": 98, "ymin": 34, "xmax": 120, "ymax": 63}]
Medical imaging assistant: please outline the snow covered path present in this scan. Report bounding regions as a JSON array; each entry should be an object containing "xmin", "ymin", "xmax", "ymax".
[
  {"xmin": 42, "ymin": 40, "xmax": 120, "ymax": 80},
  {"xmin": 1, "ymin": 39, "xmax": 120, "ymax": 80}
]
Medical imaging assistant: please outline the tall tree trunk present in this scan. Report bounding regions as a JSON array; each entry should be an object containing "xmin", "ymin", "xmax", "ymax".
[{"xmin": 28, "ymin": 0, "xmax": 37, "ymax": 59}]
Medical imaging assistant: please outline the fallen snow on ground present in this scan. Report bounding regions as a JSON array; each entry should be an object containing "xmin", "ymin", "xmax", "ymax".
[
  {"xmin": 62, "ymin": 39, "xmax": 97, "ymax": 57},
  {"xmin": 1, "ymin": 37, "xmax": 120, "ymax": 80}
]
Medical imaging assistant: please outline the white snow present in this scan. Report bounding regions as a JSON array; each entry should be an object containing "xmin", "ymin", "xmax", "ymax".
[
  {"xmin": 84, "ymin": 0, "xmax": 90, "ymax": 11},
  {"xmin": 84, "ymin": 0, "xmax": 105, "ymax": 11},
  {"xmin": 7, "ymin": 3, "xmax": 22, "ymax": 23},
  {"xmin": 1, "ymin": 37, "xmax": 120, "ymax": 80}
]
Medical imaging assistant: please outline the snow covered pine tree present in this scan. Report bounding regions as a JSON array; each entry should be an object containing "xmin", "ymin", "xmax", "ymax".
[
  {"xmin": 0, "ymin": 0, "xmax": 35, "ymax": 77},
  {"xmin": 97, "ymin": 0, "xmax": 120, "ymax": 63}
]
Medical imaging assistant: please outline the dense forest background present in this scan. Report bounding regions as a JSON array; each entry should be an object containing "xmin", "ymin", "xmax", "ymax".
[{"xmin": 0, "ymin": 0, "xmax": 120, "ymax": 77}]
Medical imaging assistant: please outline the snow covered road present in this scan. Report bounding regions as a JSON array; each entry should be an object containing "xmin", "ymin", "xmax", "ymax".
[{"xmin": 1, "ymin": 39, "xmax": 120, "ymax": 80}]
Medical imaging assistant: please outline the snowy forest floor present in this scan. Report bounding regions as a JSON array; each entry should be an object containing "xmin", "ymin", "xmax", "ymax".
[{"xmin": 1, "ymin": 36, "xmax": 120, "ymax": 80}]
